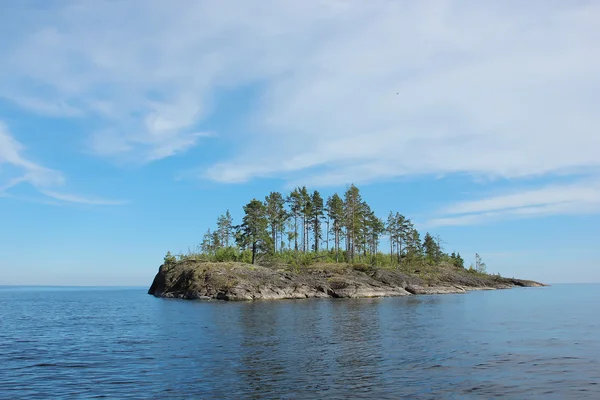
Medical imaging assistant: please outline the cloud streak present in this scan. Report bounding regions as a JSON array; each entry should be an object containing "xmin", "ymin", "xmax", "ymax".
[
  {"xmin": 1, "ymin": 0, "xmax": 599, "ymax": 185},
  {"xmin": 426, "ymin": 180, "xmax": 600, "ymax": 227},
  {"xmin": 39, "ymin": 190, "xmax": 130, "ymax": 206},
  {"xmin": 0, "ymin": 121, "xmax": 126, "ymax": 206}
]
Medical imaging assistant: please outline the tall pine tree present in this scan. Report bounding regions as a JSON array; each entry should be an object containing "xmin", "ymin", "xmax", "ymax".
[
  {"xmin": 265, "ymin": 192, "xmax": 286, "ymax": 253},
  {"xmin": 237, "ymin": 199, "xmax": 269, "ymax": 264},
  {"xmin": 327, "ymin": 194, "xmax": 344, "ymax": 262},
  {"xmin": 287, "ymin": 189, "xmax": 302, "ymax": 251},
  {"xmin": 343, "ymin": 184, "xmax": 362, "ymax": 261},
  {"xmin": 311, "ymin": 190, "xmax": 324, "ymax": 252},
  {"xmin": 216, "ymin": 210, "xmax": 233, "ymax": 248}
]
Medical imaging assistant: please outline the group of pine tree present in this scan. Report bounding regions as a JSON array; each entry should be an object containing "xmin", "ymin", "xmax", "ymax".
[{"xmin": 176, "ymin": 184, "xmax": 484, "ymax": 272}]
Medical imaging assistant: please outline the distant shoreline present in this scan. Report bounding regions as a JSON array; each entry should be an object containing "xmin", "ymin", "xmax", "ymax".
[{"xmin": 148, "ymin": 260, "xmax": 546, "ymax": 301}]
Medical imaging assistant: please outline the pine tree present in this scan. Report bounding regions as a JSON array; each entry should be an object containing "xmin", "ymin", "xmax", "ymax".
[
  {"xmin": 455, "ymin": 252, "xmax": 464, "ymax": 268},
  {"xmin": 386, "ymin": 213, "xmax": 411, "ymax": 266},
  {"xmin": 367, "ymin": 212, "xmax": 385, "ymax": 263},
  {"xmin": 343, "ymin": 184, "xmax": 362, "ymax": 261},
  {"xmin": 434, "ymin": 234, "xmax": 446, "ymax": 263},
  {"xmin": 299, "ymin": 186, "xmax": 312, "ymax": 253},
  {"xmin": 287, "ymin": 189, "xmax": 302, "ymax": 252},
  {"xmin": 237, "ymin": 199, "xmax": 270, "ymax": 264},
  {"xmin": 357, "ymin": 201, "xmax": 372, "ymax": 258},
  {"xmin": 386, "ymin": 211, "xmax": 397, "ymax": 263},
  {"xmin": 216, "ymin": 210, "xmax": 233, "ymax": 248},
  {"xmin": 475, "ymin": 253, "xmax": 487, "ymax": 273},
  {"xmin": 211, "ymin": 231, "xmax": 221, "ymax": 250},
  {"xmin": 405, "ymin": 228, "xmax": 422, "ymax": 261},
  {"xmin": 396, "ymin": 213, "xmax": 411, "ymax": 265},
  {"xmin": 201, "ymin": 228, "xmax": 213, "ymax": 254},
  {"xmin": 455, "ymin": 253, "xmax": 465, "ymax": 268},
  {"xmin": 265, "ymin": 191, "xmax": 286, "ymax": 253},
  {"xmin": 311, "ymin": 190, "xmax": 324, "ymax": 252},
  {"xmin": 423, "ymin": 232, "xmax": 439, "ymax": 264},
  {"xmin": 327, "ymin": 194, "xmax": 344, "ymax": 262},
  {"xmin": 286, "ymin": 219, "xmax": 296, "ymax": 251},
  {"xmin": 324, "ymin": 201, "xmax": 330, "ymax": 251}
]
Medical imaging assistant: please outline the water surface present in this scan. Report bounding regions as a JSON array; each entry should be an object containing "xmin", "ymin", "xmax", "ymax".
[{"xmin": 1, "ymin": 284, "xmax": 599, "ymax": 399}]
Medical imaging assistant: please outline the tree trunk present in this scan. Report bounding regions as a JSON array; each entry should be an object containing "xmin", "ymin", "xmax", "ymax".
[
  {"xmin": 251, "ymin": 241, "xmax": 257, "ymax": 265},
  {"xmin": 346, "ymin": 233, "xmax": 350, "ymax": 262},
  {"xmin": 399, "ymin": 240, "xmax": 402, "ymax": 266},
  {"xmin": 335, "ymin": 227, "xmax": 339, "ymax": 262},
  {"xmin": 302, "ymin": 215, "xmax": 305, "ymax": 253},
  {"xmin": 306, "ymin": 217, "xmax": 309, "ymax": 253},
  {"xmin": 326, "ymin": 218, "xmax": 330, "ymax": 251},
  {"xmin": 294, "ymin": 215, "xmax": 298, "ymax": 251},
  {"xmin": 313, "ymin": 217, "xmax": 317, "ymax": 253}
]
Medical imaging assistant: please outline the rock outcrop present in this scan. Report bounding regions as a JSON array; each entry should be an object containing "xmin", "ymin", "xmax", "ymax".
[{"xmin": 148, "ymin": 260, "xmax": 546, "ymax": 301}]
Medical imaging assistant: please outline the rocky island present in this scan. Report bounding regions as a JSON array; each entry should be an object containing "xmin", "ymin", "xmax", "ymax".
[
  {"xmin": 148, "ymin": 260, "xmax": 545, "ymax": 301},
  {"xmin": 149, "ymin": 184, "xmax": 545, "ymax": 301}
]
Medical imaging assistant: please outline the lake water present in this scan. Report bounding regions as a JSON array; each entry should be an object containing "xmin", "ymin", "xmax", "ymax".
[{"xmin": 1, "ymin": 284, "xmax": 599, "ymax": 399}]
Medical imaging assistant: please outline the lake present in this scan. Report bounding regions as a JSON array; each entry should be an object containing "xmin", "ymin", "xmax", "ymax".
[{"xmin": 1, "ymin": 284, "xmax": 599, "ymax": 399}]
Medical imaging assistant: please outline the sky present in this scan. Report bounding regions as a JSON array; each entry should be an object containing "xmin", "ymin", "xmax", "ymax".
[{"xmin": 1, "ymin": 0, "xmax": 599, "ymax": 285}]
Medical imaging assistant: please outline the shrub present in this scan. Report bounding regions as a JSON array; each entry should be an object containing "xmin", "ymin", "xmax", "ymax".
[
  {"xmin": 214, "ymin": 247, "xmax": 240, "ymax": 262},
  {"xmin": 164, "ymin": 251, "xmax": 177, "ymax": 266}
]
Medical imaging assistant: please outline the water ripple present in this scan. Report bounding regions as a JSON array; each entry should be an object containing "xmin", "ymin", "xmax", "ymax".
[{"xmin": 0, "ymin": 285, "xmax": 599, "ymax": 399}]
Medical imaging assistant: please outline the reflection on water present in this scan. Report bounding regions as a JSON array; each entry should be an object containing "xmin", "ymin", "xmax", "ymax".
[{"xmin": 1, "ymin": 285, "xmax": 599, "ymax": 399}]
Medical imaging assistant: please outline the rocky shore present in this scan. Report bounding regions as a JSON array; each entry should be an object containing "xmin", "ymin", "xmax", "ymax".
[{"xmin": 148, "ymin": 260, "xmax": 546, "ymax": 301}]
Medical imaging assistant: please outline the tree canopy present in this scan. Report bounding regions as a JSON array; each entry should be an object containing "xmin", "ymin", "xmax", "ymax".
[{"xmin": 167, "ymin": 184, "xmax": 487, "ymax": 272}]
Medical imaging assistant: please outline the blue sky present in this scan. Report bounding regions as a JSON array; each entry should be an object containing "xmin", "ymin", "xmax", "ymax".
[{"xmin": 1, "ymin": 0, "xmax": 599, "ymax": 285}]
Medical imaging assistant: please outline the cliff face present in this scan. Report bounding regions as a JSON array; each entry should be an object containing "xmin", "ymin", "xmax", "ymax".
[{"xmin": 148, "ymin": 261, "xmax": 545, "ymax": 301}]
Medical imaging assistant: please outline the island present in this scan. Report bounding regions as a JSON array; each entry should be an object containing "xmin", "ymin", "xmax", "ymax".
[{"xmin": 148, "ymin": 184, "xmax": 545, "ymax": 301}]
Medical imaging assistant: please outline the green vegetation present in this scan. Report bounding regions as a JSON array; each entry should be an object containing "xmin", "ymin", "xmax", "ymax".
[
  {"xmin": 163, "ymin": 251, "xmax": 177, "ymax": 266},
  {"xmin": 168, "ymin": 184, "xmax": 484, "ymax": 274}
]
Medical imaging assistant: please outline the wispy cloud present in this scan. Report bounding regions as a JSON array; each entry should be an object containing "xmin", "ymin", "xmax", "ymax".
[
  {"xmin": 89, "ymin": 129, "xmax": 212, "ymax": 163},
  {"xmin": 0, "ymin": 121, "xmax": 64, "ymax": 188},
  {"xmin": 426, "ymin": 180, "xmax": 600, "ymax": 227},
  {"xmin": 0, "ymin": 121, "xmax": 126, "ymax": 205},
  {"xmin": 3, "ymin": 94, "xmax": 82, "ymax": 118},
  {"xmin": 39, "ymin": 190, "xmax": 129, "ymax": 206},
  {"xmin": 1, "ymin": 1, "xmax": 599, "ymax": 182}
]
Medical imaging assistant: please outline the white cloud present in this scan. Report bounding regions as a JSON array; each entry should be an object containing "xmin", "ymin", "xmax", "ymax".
[
  {"xmin": 1, "ymin": 0, "xmax": 599, "ymax": 180},
  {"xmin": 0, "ymin": 121, "xmax": 65, "ymax": 188},
  {"xmin": 426, "ymin": 180, "xmax": 600, "ymax": 227},
  {"xmin": 2, "ymin": 95, "xmax": 82, "ymax": 117},
  {"xmin": 0, "ymin": 121, "xmax": 126, "ymax": 205},
  {"xmin": 39, "ymin": 190, "xmax": 129, "ymax": 206}
]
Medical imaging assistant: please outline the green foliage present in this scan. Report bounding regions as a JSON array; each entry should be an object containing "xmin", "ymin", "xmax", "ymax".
[
  {"xmin": 450, "ymin": 252, "xmax": 465, "ymax": 268},
  {"xmin": 216, "ymin": 210, "xmax": 234, "ymax": 248},
  {"xmin": 175, "ymin": 183, "xmax": 494, "ymax": 276},
  {"xmin": 311, "ymin": 190, "xmax": 325, "ymax": 252},
  {"xmin": 343, "ymin": 184, "xmax": 363, "ymax": 261},
  {"xmin": 213, "ymin": 246, "xmax": 240, "ymax": 262},
  {"xmin": 287, "ymin": 188, "xmax": 303, "ymax": 251},
  {"xmin": 265, "ymin": 192, "xmax": 287, "ymax": 253},
  {"xmin": 326, "ymin": 193, "xmax": 345, "ymax": 261},
  {"xmin": 239, "ymin": 249, "xmax": 253, "ymax": 264},
  {"xmin": 237, "ymin": 199, "xmax": 270, "ymax": 264},
  {"xmin": 201, "ymin": 229, "xmax": 214, "ymax": 254},
  {"xmin": 386, "ymin": 212, "xmax": 413, "ymax": 265},
  {"xmin": 163, "ymin": 251, "xmax": 177, "ymax": 266},
  {"xmin": 423, "ymin": 232, "xmax": 440, "ymax": 264}
]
